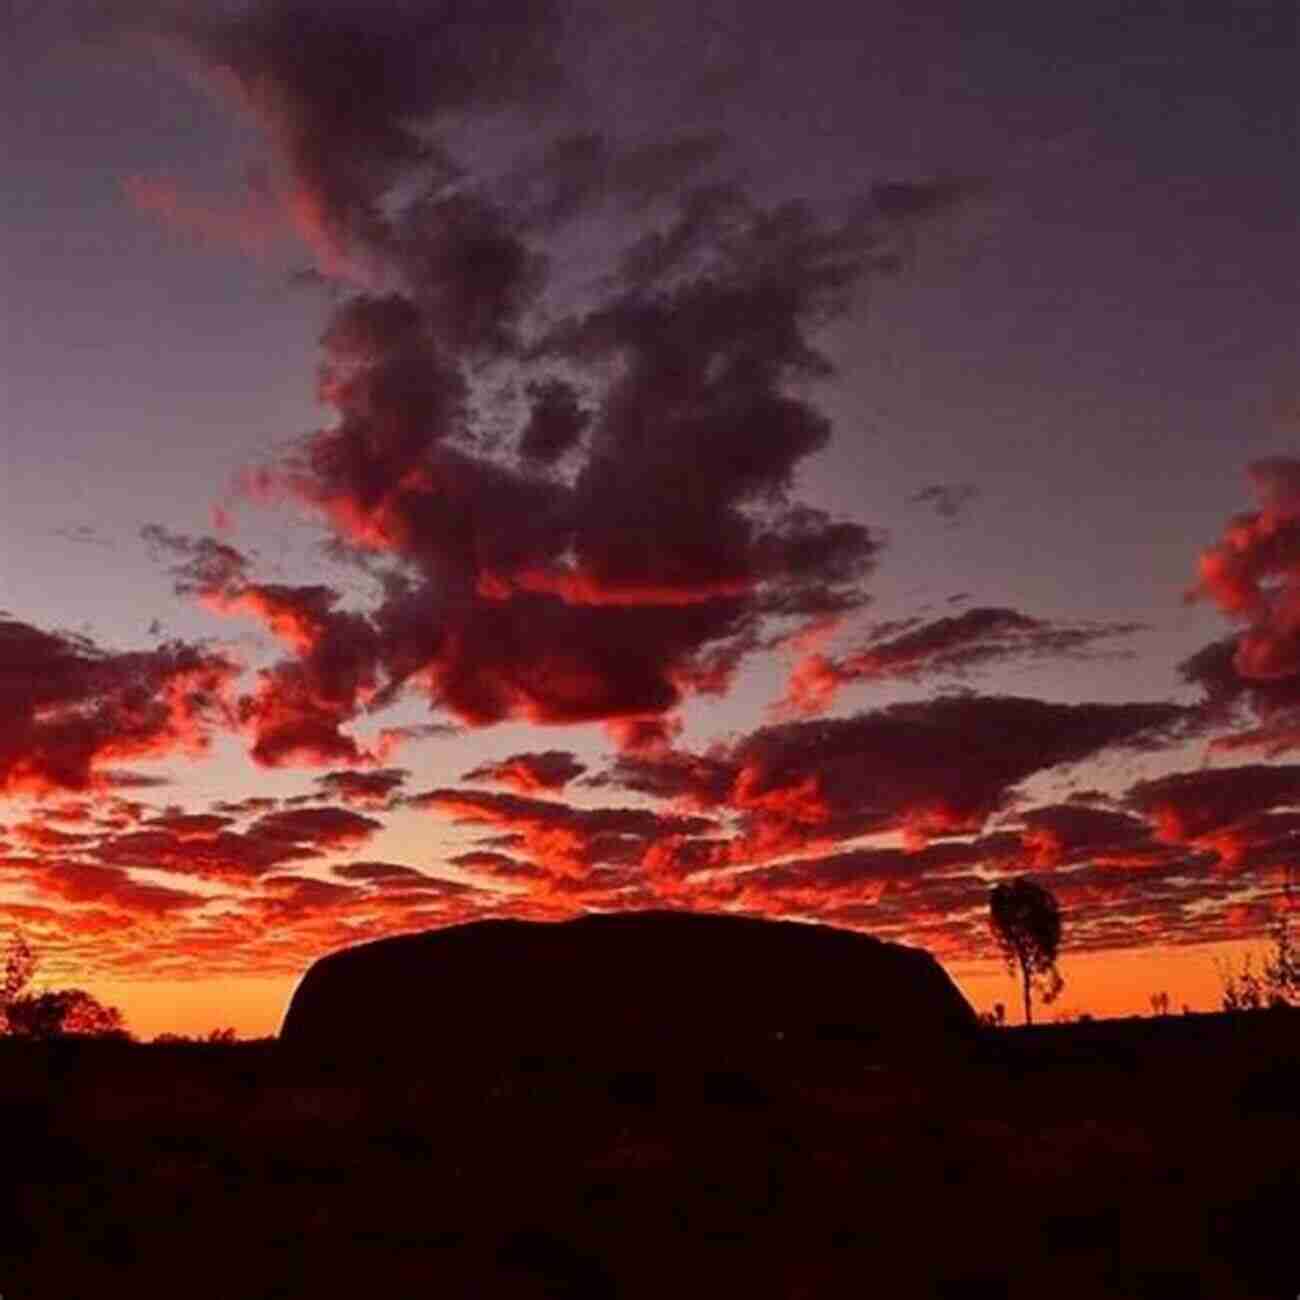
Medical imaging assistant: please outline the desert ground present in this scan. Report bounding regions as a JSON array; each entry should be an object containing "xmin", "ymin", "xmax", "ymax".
[{"xmin": 3, "ymin": 1010, "xmax": 1297, "ymax": 1299}]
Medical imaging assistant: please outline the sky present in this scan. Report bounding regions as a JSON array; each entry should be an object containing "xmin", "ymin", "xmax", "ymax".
[{"xmin": 2, "ymin": 0, "xmax": 1298, "ymax": 1038}]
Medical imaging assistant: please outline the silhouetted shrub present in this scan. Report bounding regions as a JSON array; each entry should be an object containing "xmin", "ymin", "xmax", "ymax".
[
  {"xmin": 1, "ymin": 930, "xmax": 128, "ymax": 1040},
  {"xmin": 5, "ymin": 989, "xmax": 129, "ymax": 1040},
  {"xmin": 1217, "ymin": 912, "xmax": 1297, "ymax": 1011}
]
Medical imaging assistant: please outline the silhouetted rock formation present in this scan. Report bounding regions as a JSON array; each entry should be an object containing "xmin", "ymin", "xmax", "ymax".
[{"xmin": 279, "ymin": 910, "xmax": 979, "ymax": 1064}]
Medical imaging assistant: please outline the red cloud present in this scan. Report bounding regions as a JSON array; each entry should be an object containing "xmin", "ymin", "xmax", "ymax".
[
  {"xmin": 781, "ymin": 607, "xmax": 1140, "ymax": 716},
  {"xmin": 186, "ymin": 162, "xmax": 899, "ymax": 741},
  {"xmin": 92, "ymin": 827, "xmax": 311, "ymax": 882},
  {"xmin": 248, "ymin": 807, "xmax": 383, "ymax": 850},
  {"xmin": 332, "ymin": 860, "xmax": 470, "ymax": 890},
  {"xmin": 1, "ymin": 854, "xmax": 204, "ymax": 916},
  {"xmin": 603, "ymin": 715, "xmax": 684, "ymax": 755},
  {"xmin": 141, "ymin": 7, "xmax": 993, "ymax": 759},
  {"xmin": 313, "ymin": 768, "xmax": 408, "ymax": 807},
  {"xmin": 594, "ymin": 695, "xmax": 1188, "ymax": 856},
  {"xmin": 0, "ymin": 617, "xmax": 238, "ymax": 798},
  {"xmin": 462, "ymin": 750, "xmax": 585, "ymax": 794},
  {"xmin": 1010, "ymin": 804, "xmax": 1154, "ymax": 871},
  {"xmin": 410, "ymin": 787, "xmax": 714, "ymax": 880},
  {"xmin": 1191, "ymin": 459, "xmax": 1300, "ymax": 688},
  {"xmin": 1125, "ymin": 764, "xmax": 1300, "ymax": 871}
]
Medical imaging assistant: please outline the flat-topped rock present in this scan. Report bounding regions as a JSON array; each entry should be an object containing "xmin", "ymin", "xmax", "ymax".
[{"xmin": 279, "ymin": 910, "xmax": 979, "ymax": 1064}]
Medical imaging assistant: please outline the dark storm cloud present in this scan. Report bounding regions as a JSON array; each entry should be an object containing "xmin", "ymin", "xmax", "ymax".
[
  {"xmin": 517, "ymin": 378, "xmax": 590, "ymax": 465},
  {"xmin": 164, "ymin": 0, "xmax": 564, "ymax": 277},
  {"xmin": 229, "ymin": 176, "xmax": 902, "ymax": 732},
  {"xmin": 505, "ymin": 129, "xmax": 729, "ymax": 230},
  {"xmin": 782, "ymin": 606, "xmax": 1141, "ymax": 714},
  {"xmin": 136, "ymin": 7, "xmax": 1005, "ymax": 760}
]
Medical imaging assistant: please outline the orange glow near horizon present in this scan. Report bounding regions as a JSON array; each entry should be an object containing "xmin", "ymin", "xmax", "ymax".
[{"xmin": 67, "ymin": 934, "xmax": 1272, "ymax": 1042}]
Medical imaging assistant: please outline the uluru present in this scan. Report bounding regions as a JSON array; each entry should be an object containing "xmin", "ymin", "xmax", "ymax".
[{"xmin": 279, "ymin": 910, "xmax": 979, "ymax": 1065}]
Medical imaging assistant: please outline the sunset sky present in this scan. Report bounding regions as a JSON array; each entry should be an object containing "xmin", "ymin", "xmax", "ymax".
[{"xmin": 3, "ymin": 0, "xmax": 1298, "ymax": 1038}]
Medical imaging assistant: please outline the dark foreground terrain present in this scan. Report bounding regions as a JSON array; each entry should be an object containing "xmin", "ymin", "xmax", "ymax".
[{"xmin": 3, "ymin": 1010, "xmax": 1297, "ymax": 1299}]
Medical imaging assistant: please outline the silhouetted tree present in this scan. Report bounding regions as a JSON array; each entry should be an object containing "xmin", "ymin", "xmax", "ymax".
[
  {"xmin": 2, "ymin": 930, "xmax": 36, "ymax": 1022},
  {"xmin": 1217, "ymin": 912, "xmax": 1298, "ymax": 1011},
  {"xmin": 1, "ymin": 929, "xmax": 129, "ymax": 1039},
  {"xmin": 989, "ymin": 878, "xmax": 1064, "ymax": 1026}
]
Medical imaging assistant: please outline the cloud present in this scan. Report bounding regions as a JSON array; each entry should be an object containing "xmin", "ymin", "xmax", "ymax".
[
  {"xmin": 251, "ymin": 874, "xmax": 364, "ymax": 918},
  {"xmin": 326, "ymin": 191, "xmax": 885, "ymax": 714},
  {"xmin": 505, "ymin": 129, "xmax": 729, "ymax": 230},
  {"xmin": 1179, "ymin": 635, "xmax": 1300, "ymax": 755},
  {"xmin": 1009, "ymin": 803, "xmax": 1156, "ymax": 871},
  {"xmin": 313, "ymin": 768, "xmax": 408, "ymax": 807},
  {"xmin": 92, "ymin": 826, "xmax": 311, "ymax": 882},
  {"xmin": 142, "ymin": 811, "xmax": 235, "ymax": 838},
  {"xmin": 247, "ymin": 806, "xmax": 384, "ymax": 850},
  {"xmin": 446, "ymin": 848, "xmax": 548, "ymax": 883},
  {"xmin": 781, "ymin": 607, "xmax": 1142, "ymax": 715},
  {"xmin": 517, "ymin": 377, "xmax": 590, "ymax": 465},
  {"xmin": 602, "ymin": 714, "xmax": 684, "ymax": 755},
  {"xmin": 331, "ymin": 859, "xmax": 466, "ymax": 889},
  {"xmin": 1190, "ymin": 458, "xmax": 1300, "ymax": 684},
  {"xmin": 144, "ymin": 0, "xmax": 967, "ymax": 747},
  {"xmin": 261, "ymin": 178, "xmax": 896, "ymax": 729},
  {"xmin": 0, "ymin": 616, "xmax": 237, "ymax": 798},
  {"xmin": 165, "ymin": 0, "xmax": 564, "ymax": 280},
  {"xmin": 594, "ymin": 694, "xmax": 1189, "ymax": 850},
  {"xmin": 145, "ymin": 525, "xmax": 391, "ymax": 767},
  {"xmin": 64, "ymin": 2, "xmax": 1287, "ymax": 971},
  {"xmin": 81, "ymin": 801, "xmax": 381, "ymax": 886},
  {"xmin": 744, "ymin": 842, "xmax": 986, "ymax": 915},
  {"xmin": 1125, "ymin": 763, "xmax": 1300, "ymax": 869},
  {"xmin": 462, "ymin": 750, "xmax": 585, "ymax": 794},
  {"xmin": 1, "ymin": 854, "xmax": 205, "ymax": 916},
  {"xmin": 908, "ymin": 482, "xmax": 980, "ymax": 521},
  {"xmin": 409, "ymin": 786, "xmax": 715, "ymax": 879}
]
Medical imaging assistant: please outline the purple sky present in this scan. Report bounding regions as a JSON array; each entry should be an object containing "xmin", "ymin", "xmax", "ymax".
[{"xmin": 2, "ymin": 0, "xmax": 1298, "ymax": 1034}]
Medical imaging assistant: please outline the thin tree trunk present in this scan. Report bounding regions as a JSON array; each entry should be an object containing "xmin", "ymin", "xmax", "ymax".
[{"xmin": 1022, "ymin": 963, "xmax": 1032, "ymax": 1026}]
